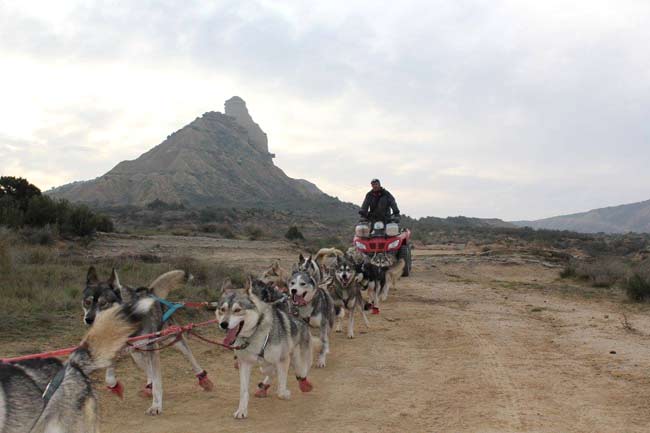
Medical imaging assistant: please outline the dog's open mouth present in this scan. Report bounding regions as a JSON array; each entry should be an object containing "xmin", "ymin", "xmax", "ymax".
[
  {"xmin": 292, "ymin": 293, "xmax": 308, "ymax": 306},
  {"xmin": 223, "ymin": 321, "xmax": 244, "ymax": 346}
]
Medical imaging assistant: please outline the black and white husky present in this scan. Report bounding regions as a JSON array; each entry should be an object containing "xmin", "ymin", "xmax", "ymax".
[
  {"xmin": 288, "ymin": 270, "xmax": 336, "ymax": 368},
  {"xmin": 215, "ymin": 278, "xmax": 315, "ymax": 419},
  {"xmin": 330, "ymin": 255, "xmax": 370, "ymax": 338},
  {"xmin": 0, "ymin": 298, "xmax": 153, "ymax": 433},
  {"xmin": 82, "ymin": 267, "xmax": 213, "ymax": 415}
]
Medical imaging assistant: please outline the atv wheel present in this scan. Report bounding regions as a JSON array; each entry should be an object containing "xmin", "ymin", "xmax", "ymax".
[{"xmin": 398, "ymin": 243, "xmax": 412, "ymax": 277}]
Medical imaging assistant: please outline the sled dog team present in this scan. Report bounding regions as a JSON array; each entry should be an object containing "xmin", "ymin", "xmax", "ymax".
[{"xmin": 0, "ymin": 247, "xmax": 404, "ymax": 432}]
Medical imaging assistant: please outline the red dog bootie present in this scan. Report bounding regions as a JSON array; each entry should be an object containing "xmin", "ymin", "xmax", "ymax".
[
  {"xmin": 255, "ymin": 382, "xmax": 271, "ymax": 398},
  {"xmin": 371, "ymin": 306, "xmax": 380, "ymax": 315},
  {"xmin": 139, "ymin": 383, "xmax": 153, "ymax": 398},
  {"xmin": 196, "ymin": 370, "xmax": 214, "ymax": 391},
  {"xmin": 297, "ymin": 377, "xmax": 313, "ymax": 393},
  {"xmin": 106, "ymin": 381, "xmax": 124, "ymax": 399}
]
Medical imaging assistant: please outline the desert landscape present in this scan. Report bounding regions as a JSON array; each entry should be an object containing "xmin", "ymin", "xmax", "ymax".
[{"xmin": 3, "ymin": 231, "xmax": 650, "ymax": 433}]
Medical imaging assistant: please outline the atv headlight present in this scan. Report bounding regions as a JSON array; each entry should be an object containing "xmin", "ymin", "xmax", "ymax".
[
  {"xmin": 387, "ymin": 239, "xmax": 400, "ymax": 249},
  {"xmin": 355, "ymin": 241, "xmax": 367, "ymax": 250},
  {"xmin": 373, "ymin": 221, "xmax": 385, "ymax": 230}
]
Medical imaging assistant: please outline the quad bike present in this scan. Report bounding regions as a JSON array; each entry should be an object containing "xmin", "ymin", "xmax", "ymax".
[{"xmin": 353, "ymin": 217, "xmax": 412, "ymax": 276}]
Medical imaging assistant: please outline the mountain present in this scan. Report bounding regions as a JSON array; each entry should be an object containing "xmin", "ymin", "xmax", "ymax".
[
  {"xmin": 513, "ymin": 199, "xmax": 650, "ymax": 234},
  {"xmin": 48, "ymin": 97, "xmax": 356, "ymax": 219}
]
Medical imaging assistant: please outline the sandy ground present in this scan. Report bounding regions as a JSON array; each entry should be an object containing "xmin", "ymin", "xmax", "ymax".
[{"xmin": 7, "ymin": 235, "xmax": 650, "ymax": 432}]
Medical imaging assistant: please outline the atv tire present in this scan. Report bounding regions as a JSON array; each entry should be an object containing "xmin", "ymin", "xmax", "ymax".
[{"xmin": 398, "ymin": 243, "xmax": 412, "ymax": 277}]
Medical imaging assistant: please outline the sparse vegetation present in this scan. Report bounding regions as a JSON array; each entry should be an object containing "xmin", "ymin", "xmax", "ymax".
[{"xmin": 0, "ymin": 234, "xmax": 245, "ymax": 340}]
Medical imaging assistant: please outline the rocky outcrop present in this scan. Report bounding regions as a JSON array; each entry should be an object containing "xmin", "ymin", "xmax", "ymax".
[
  {"xmin": 48, "ymin": 97, "xmax": 356, "ymax": 218},
  {"xmin": 224, "ymin": 96, "xmax": 271, "ymax": 158}
]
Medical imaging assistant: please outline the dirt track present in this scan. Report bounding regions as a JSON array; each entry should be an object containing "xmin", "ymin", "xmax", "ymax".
[{"xmin": 12, "ymin": 236, "xmax": 650, "ymax": 432}]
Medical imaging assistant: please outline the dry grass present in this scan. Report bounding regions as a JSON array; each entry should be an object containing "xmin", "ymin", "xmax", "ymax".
[{"xmin": 0, "ymin": 233, "xmax": 245, "ymax": 341}]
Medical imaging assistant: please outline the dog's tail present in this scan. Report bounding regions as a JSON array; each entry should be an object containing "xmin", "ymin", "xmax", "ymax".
[
  {"xmin": 149, "ymin": 270, "xmax": 193, "ymax": 299},
  {"xmin": 77, "ymin": 298, "xmax": 154, "ymax": 372},
  {"xmin": 314, "ymin": 248, "xmax": 344, "ymax": 265}
]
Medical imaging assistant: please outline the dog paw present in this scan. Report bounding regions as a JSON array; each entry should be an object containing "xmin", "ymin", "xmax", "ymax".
[
  {"xmin": 298, "ymin": 378, "xmax": 313, "ymax": 393},
  {"xmin": 106, "ymin": 381, "xmax": 124, "ymax": 399},
  {"xmin": 347, "ymin": 333, "xmax": 354, "ymax": 339},
  {"xmin": 145, "ymin": 405, "xmax": 162, "ymax": 416},
  {"xmin": 316, "ymin": 359, "xmax": 327, "ymax": 368},
  {"xmin": 139, "ymin": 384, "xmax": 153, "ymax": 398},
  {"xmin": 277, "ymin": 389, "xmax": 291, "ymax": 400},
  {"xmin": 335, "ymin": 326, "xmax": 342, "ymax": 333},
  {"xmin": 233, "ymin": 408, "xmax": 248, "ymax": 419},
  {"xmin": 197, "ymin": 372, "xmax": 214, "ymax": 392}
]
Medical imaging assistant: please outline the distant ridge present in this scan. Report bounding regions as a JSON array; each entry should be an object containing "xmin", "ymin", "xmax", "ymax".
[
  {"xmin": 48, "ymin": 97, "xmax": 356, "ymax": 219},
  {"xmin": 513, "ymin": 199, "xmax": 650, "ymax": 234}
]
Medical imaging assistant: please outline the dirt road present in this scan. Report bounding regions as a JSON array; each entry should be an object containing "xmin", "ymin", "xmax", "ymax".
[{"xmin": 19, "ymin": 236, "xmax": 650, "ymax": 432}]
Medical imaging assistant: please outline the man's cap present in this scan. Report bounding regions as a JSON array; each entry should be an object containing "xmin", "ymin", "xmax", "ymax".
[{"xmin": 371, "ymin": 178, "xmax": 381, "ymax": 184}]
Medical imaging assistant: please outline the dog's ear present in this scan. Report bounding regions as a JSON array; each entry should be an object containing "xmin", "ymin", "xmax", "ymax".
[
  {"xmin": 86, "ymin": 266, "xmax": 99, "ymax": 284},
  {"xmin": 108, "ymin": 268, "xmax": 121, "ymax": 289},
  {"xmin": 271, "ymin": 260, "xmax": 280, "ymax": 271},
  {"xmin": 221, "ymin": 278, "xmax": 233, "ymax": 294},
  {"xmin": 298, "ymin": 253, "xmax": 305, "ymax": 264},
  {"xmin": 336, "ymin": 255, "xmax": 343, "ymax": 266}
]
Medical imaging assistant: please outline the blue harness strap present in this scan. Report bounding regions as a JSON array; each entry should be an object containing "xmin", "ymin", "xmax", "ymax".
[{"xmin": 152, "ymin": 295, "xmax": 184, "ymax": 322}]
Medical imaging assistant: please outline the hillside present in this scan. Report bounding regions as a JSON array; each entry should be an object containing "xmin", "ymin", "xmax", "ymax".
[
  {"xmin": 48, "ymin": 97, "xmax": 356, "ymax": 220},
  {"xmin": 513, "ymin": 199, "xmax": 650, "ymax": 234}
]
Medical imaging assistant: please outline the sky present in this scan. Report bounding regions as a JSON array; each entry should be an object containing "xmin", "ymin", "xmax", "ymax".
[{"xmin": 1, "ymin": 0, "xmax": 649, "ymax": 220}]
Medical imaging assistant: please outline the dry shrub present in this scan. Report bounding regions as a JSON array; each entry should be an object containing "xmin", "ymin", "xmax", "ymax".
[{"xmin": 562, "ymin": 257, "xmax": 627, "ymax": 288}]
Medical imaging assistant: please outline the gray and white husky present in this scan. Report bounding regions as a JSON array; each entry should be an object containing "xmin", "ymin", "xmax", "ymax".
[
  {"xmin": 330, "ymin": 255, "xmax": 370, "ymax": 338},
  {"xmin": 82, "ymin": 267, "xmax": 213, "ymax": 416},
  {"xmin": 0, "ymin": 298, "xmax": 153, "ymax": 433},
  {"xmin": 288, "ymin": 270, "xmax": 336, "ymax": 368},
  {"xmin": 215, "ymin": 278, "xmax": 315, "ymax": 419}
]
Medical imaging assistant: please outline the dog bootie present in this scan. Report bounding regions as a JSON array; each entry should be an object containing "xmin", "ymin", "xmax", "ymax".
[
  {"xmin": 106, "ymin": 381, "xmax": 124, "ymax": 399},
  {"xmin": 297, "ymin": 377, "xmax": 313, "ymax": 393},
  {"xmin": 255, "ymin": 382, "xmax": 271, "ymax": 398},
  {"xmin": 139, "ymin": 383, "xmax": 153, "ymax": 398},
  {"xmin": 371, "ymin": 306, "xmax": 380, "ymax": 315},
  {"xmin": 196, "ymin": 370, "xmax": 214, "ymax": 391}
]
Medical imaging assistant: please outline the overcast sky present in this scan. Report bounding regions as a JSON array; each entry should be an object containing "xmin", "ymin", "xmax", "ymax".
[{"xmin": 1, "ymin": 1, "xmax": 649, "ymax": 220}]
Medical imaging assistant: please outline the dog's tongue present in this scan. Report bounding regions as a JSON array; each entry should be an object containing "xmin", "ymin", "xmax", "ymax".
[{"xmin": 223, "ymin": 325, "xmax": 240, "ymax": 347}]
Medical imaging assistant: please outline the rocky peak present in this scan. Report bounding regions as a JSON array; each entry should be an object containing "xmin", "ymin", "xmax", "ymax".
[{"xmin": 224, "ymin": 96, "xmax": 272, "ymax": 158}]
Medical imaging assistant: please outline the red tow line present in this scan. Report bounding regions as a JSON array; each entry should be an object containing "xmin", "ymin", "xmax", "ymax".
[{"xmin": 0, "ymin": 318, "xmax": 243, "ymax": 364}]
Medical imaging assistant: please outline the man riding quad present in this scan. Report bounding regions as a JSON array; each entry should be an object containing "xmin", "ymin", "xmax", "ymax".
[{"xmin": 359, "ymin": 178, "xmax": 400, "ymax": 223}]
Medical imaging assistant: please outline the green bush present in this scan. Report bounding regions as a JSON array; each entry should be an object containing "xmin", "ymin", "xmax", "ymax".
[
  {"xmin": 244, "ymin": 225, "xmax": 264, "ymax": 240},
  {"xmin": 285, "ymin": 225, "xmax": 304, "ymax": 240},
  {"xmin": 623, "ymin": 273, "xmax": 650, "ymax": 302}
]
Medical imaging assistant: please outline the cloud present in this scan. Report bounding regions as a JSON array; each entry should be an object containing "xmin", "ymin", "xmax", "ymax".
[{"xmin": 1, "ymin": 0, "xmax": 649, "ymax": 219}]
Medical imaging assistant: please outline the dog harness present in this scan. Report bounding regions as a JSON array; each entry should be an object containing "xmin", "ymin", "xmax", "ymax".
[
  {"xmin": 332, "ymin": 278, "xmax": 356, "ymax": 309},
  {"xmin": 42, "ymin": 363, "xmax": 67, "ymax": 403},
  {"xmin": 152, "ymin": 295, "xmax": 184, "ymax": 322}
]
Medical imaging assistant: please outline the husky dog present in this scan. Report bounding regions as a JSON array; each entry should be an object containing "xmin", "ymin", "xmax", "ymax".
[
  {"xmin": 259, "ymin": 260, "xmax": 289, "ymax": 292},
  {"xmin": 0, "ymin": 298, "xmax": 153, "ymax": 433},
  {"xmin": 82, "ymin": 267, "xmax": 212, "ymax": 415},
  {"xmin": 288, "ymin": 271, "xmax": 335, "ymax": 368},
  {"xmin": 215, "ymin": 278, "xmax": 315, "ymax": 420},
  {"xmin": 386, "ymin": 258, "xmax": 406, "ymax": 290},
  {"xmin": 293, "ymin": 254, "xmax": 322, "ymax": 283},
  {"xmin": 330, "ymin": 255, "xmax": 370, "ymax": 338}
]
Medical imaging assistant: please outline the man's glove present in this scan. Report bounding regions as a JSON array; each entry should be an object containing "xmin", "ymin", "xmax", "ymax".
[
  {"xmin": 392, "ymin": 214, "xmax": 400, "ymax": 223},
  {"xmin": 358, "ymin": 210, "xmax": 367, "ymax": 217}
]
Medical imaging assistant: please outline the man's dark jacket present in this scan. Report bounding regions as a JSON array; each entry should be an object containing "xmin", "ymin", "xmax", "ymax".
[{"xmin": 360, "ymin": 188, "xmax": 400, "ymax": 222}]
